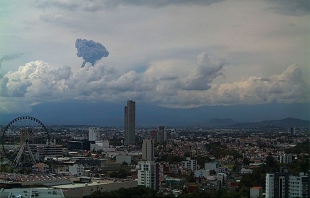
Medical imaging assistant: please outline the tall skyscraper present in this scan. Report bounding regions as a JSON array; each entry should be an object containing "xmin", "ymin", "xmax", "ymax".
[
  {"xmin": 142, "ymin": 139, "xmax": 154, "ymax": 161},
  {"xmin": 124, "ymin": 100, "xmax": 135, "ymax": 145}
]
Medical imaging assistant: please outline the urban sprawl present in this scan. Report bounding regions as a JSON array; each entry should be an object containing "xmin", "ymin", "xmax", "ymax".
[{"xmin": 0, "ymin": 100, "xmax": 309, "ymax": 198}]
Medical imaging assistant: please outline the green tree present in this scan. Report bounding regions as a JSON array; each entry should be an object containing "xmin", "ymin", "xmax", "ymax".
[
  {"xmin": 242, "ymin": 158, "xmax": 250, "ymax": 165},
  {"xmin": 117, "ymin": 168, "xmax": 128, "ymax": 179},
  {"xmin": 110, "ymin": 171, "xmax": 118, "ymax": 178},
  {"xmin": 265, "ymin": 155, "xmax": 279, "ymax": 172},
  {"xmin": 197, "ymin": 156, "xmax": 211, "ymax": 168}
]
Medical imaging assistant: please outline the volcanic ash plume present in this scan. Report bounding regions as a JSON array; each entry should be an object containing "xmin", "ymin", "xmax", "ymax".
[{"xmin": 75, "ymin": 38, "xmax": 109, "ymax": 68}]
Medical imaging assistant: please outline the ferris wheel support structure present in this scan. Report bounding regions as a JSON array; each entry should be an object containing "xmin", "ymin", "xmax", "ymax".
[{"xmin": 1, "ymin": 116, "xmax": 50, "ymax": 168}]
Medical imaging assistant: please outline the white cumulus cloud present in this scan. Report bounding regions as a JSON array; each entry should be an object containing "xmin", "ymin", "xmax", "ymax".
[{"xmin": 0, "ymin": 54, "xmax": 308, "ymax": 113}]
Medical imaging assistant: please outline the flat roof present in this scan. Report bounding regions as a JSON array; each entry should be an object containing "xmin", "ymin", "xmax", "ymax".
[
  {"xmin": 0, "ymin": 188, "xmax": 65, "ymax": 198},
  {"xmin": 43, "ymin": 181, "xmax": 73, "ymax": 187},
  {"xmin": 51, "ymin": 180, "xmax": 115, "ymax": 189}
]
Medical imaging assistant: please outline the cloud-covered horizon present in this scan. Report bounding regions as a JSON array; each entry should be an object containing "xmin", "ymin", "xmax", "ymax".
[{"xmin": 0, "ymin": 52, "xmax": 308, "ymax": 114}]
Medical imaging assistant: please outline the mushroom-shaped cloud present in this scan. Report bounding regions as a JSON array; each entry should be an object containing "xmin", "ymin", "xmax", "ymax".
[{"xmin": 75, "ymin": 38, "xmax": 109, "ymax": 68}]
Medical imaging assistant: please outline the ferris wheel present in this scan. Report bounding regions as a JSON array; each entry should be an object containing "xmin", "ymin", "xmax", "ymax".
[{"xmin": 1, "ymin": 116, "xmax": 50, "ymax": 168}]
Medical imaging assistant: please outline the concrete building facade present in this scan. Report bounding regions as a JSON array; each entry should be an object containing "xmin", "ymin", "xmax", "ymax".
[
  {"xmin": 116, "ymin": 155, "xmax": 132, "ymax": 164},
  {"xmin": 142, "ymin": 139, "xmax": 154, "ymax": 161},
  {"xmin": 137, "ymin": 161, "xmax": 159, "ymax": 190},
  {"xmin": 89, "ymin": 127, "xmax": 100, "ymax": 141},
  {"xmin": 250, "ymin": 186, "xmax": 262, "ymax": 198},
  {"xmin": 204, "ymin": 162, "xmax": 219, "ymax": 171},
  {"xmin": 266, "ymin": 172, "xmax": 309, "ymax": 198},
  {"xmin": 182, "ymin": 157, "xmax": 197, "ymax": 171},
  {"xmin": 68, "ymin": 165, "xmax": 84, "ymax": 176},
  {"xmin": 279, "ymin": 154, "xmax": 293, "ymax": 164},
  {"xmin": 157, "ymin": 126, "xmax": 167, "ymax": 143}
]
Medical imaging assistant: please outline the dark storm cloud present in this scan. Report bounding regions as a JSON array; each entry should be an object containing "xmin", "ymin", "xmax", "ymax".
[
  {"xmin": 0, "ymin": 54, "xmax": 22, "ymax": 69},
  {"xmin": 105, "ymin": 0, "xmax": 225, "ymax": 7},
  {"xmin": 75, "ymin": 39, "xmax": 109, "ymax": 68},
  {"xmin": 268, "ymin": 0, "xmax": 310, "ymax": 16}
]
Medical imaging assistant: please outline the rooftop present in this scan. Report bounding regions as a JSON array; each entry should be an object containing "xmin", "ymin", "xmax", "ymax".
[
  {"xmin": 51, "ymin": 180, "xmax": 115, "ymax": 189},
  {"xmin": 0, "ymin": 188, "xmax": 65, "ymax": 198}
]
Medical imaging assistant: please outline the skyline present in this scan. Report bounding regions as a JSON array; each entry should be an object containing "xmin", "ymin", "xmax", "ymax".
[
  {"xmin": 0, "ymin": 101, "xmax": 309, "ymax": 127},
  {"xmin": 0, "ymin": 0, "xmax": 309, "ymax": 124}
]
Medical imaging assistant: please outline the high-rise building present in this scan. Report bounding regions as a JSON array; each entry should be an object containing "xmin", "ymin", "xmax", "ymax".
[
  {"xmin": 124, "ymin": 100, "xmax": 135, "ymax": 145},
  {"xmin": 266, "ymin": 171, "xmax": 309, "ymax": 198},
  {"xmin": 142, "ymin": 139, "xmax": 154, "ymax": 161},
  {"xmin": 157, "ymin": 126, "xmax": 167, "ymax": 143},
  {"xmin": 290, "ymin": 127, "xmax": 296, "ymax": 136},
  {"xmin": 137, "ymin": 161, "xmax": 159, "ymax": 190},
  {"xmin": 89, "ymin": 127, "xmax": 100, "ymax": 141}
]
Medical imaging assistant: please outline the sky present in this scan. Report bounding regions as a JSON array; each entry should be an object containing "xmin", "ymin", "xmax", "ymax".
[{"xmin": 0, "ymin": 0, "xmax": 309, "ymax": 126}]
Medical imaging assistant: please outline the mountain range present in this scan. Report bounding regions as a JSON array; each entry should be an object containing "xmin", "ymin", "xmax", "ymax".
[
  {"xmin": 0, "ymin": 101, "xmax": 309, "ymax": 127},
  {"xmin": 203, "ymin": 117, "xmax": 310, "ymax": 128}
]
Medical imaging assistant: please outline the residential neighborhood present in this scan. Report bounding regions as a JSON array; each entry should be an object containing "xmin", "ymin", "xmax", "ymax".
[{"xmin": 1, "ymin": 121, "xmax": 309, "ymax": 198}]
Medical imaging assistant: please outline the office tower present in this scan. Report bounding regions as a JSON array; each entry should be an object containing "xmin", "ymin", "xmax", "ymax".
[
  {"xmin": 137, "ymin": 161, "xmax": 159, "ymax": 190},
  {"xmin": 157, "ymin": 126, "xmax": 167, "ymax": 143},
  {"xmin": 290, "ymin": 127, "xmax": 296, "ymax": 136},
  {"xmin": 266, "ymin": 172, "xmax": 309, "ymax": 198},
  {"xmin": 142, "ymin": 139, "xmax": 154, "ymax": 161},
  {"xmin": 124, "ymin": 100, "xmax": 135, "ymax": 145},
  {"xmin": 89, "ymin": 127, "xmax": 100, "ymax": 141}
]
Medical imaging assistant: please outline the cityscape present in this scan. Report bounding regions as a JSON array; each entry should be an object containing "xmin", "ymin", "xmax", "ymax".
[
  {"xmin": 0, "ymin": 100, "xmax": 309, "ymax": 198},
  {"xmin": 1, "ymin": 1, "xmax": 309, "ymax": 198}
]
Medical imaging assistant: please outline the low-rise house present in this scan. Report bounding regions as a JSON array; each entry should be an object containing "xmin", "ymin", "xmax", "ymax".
[{"xmin": 240, "ymin": 168, "xmax": 253, "ymax": 174}]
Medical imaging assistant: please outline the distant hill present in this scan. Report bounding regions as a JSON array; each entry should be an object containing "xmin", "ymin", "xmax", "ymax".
[
  {"xmin": 228, "ymin": 118, "xmax": 310, "ymax": 128},
  {"xmin": 203, "ymin": 118, "xmax": 238, "ymax": 127},
  {"xmin": 1, "ymin": 101, "xmax": 309, "ymax": 127}
]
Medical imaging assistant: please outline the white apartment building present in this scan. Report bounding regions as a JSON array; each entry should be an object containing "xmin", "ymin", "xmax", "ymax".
[
  {"xmin": 137, "ymin": 161, "xmax": 159, "ymax": 190},
  {"xmin": 182, "ymin": 157, "xmax": 197, "ymax": 171},
  {"xmin": 250, "ymin": 186, "xmax": 262, "ymax": 198},
  {"xmin": 266, "ymin": 172, "xmax": 309, "ymax": 198},
  {"xmin": 204, "ymin": 162, "xmax": 219, "ymax": 170},
  {"xmin": 68, "ymin": 165, "xmax": 84, "ymax": 176},
  {"xmin": 89, "ymin": 127, "xmax": 100, "ymax": 141},
  {"xmin": 280, "ymin": 154, "xmax": 293, "ymax": 164},
  {"xmin": 289, "ymin": 172, "xmax": 309, "ymax": 198},
  {"xmin": 194, "ymin": 169, "xmax": 210, "ymax": 178}
]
